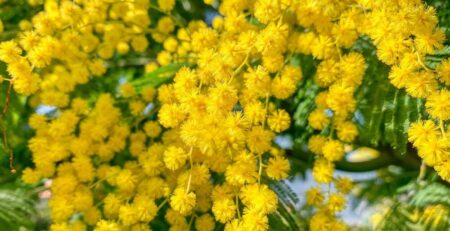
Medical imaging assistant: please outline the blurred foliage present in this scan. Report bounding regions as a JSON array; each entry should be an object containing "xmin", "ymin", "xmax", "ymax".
[
  {"xmin": 0, "ymin": 0, "xmax": 37, "ymax": 176},
  {"xmin": 0, "ymin": 180, "xmax": 50, "ymax": 231},
  {"xmin": 374, "ymin": 179, "xmax": 450, "ymax": 230}
]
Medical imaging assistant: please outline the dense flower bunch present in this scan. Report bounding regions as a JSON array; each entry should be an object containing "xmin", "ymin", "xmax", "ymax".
[
  {"xmin": 345, "ymin": 0, "xmax": 450, "ymax": 182},
  {"xmin": 10, "ymin": 0, "xmax": 296, "ymax": 230},
  {"xmin": 303, "ymin": 1, "xmax": 448, "ymax": 228},
  {"xmin": 359, "ymin": 1, "xmax": 450, "ymax": 183},
  {"xmin": 153, "ymin": 3, "xmax": 303, "ymax": 230},
  {"xmin": 0, "ymin": 0, "xmax": 154, "ymax": 103},
  {"xmin": 0, "ymin": 0, "xmax": 448, "ymax": 230},
  {"xmin": 298, "ymin": 1, "xmax": 366, "ymax": 228}
]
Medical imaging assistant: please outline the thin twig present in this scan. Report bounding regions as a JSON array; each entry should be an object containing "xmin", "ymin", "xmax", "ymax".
[
  {"xmin": 186, "ymin": 147, "xmax": 194, "ymax": 193},
  {"xmin": 258, "ymin": 154, "xmax": 263, "ymax": 184},
  {"xmin": 417, "ymin": 160, "xmax": 427, "ymax": 183},
  {"xmin": 0, "ymin": 81, "xmax": 15, "ymax": 173}
]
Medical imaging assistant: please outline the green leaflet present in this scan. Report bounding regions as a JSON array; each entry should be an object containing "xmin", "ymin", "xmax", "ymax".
[
  {"xmin": 292, "ymin": 54, "xmax": 320, "ymax": 145},
  {"xmin": 271, "ymin": 181, "xmax": 300, "ymax": 207},
  {"xmin": 429, "ymin": 45, "xmax": 450, "ymax": 57},
  {"xmin": 293, "ymin": 78, "xmax": 319, "ymax": 128},
  {"xmin": 356, "ymin": 43, "xmax": 450, "ymax": 155},
  {"xmin": 269, "ymin": 181, "xmax": 305, "ymax": 231},
  {"xmin": 411, "ymin": 182, "xmax": 450, "ymax": 207},
  {"xmin": 131, "ymin": 63, "xmax": 192, "ymax": 90},
  {"xmin": 355, "ymin": 44, "xmax": 425, "ymax": 154},
  {"xmin": 381, "ymin": 89, "xmax": 423, "ymax": 154},
  {"xmin": 357, "ymin": 73, "xmax": 389, "ymax": 147},
  {"xmin": 0, "ymin": 189, "xmax": 37, "ymax": 231},
  {"xmin": 357, "ymin": 77, "xmax": 424, "ymax": 154},
  {"xmin": 426, "ymin": 45, "xmax": 450, "ymax": 69},
  {"xmin": 377, "ymin": 181, "xmax": 450, "ymax": 231}
]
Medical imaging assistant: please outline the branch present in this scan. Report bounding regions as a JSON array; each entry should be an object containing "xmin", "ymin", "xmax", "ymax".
[
  {"xmin": 287, "ymin": 144, "xmax": 420, "ymax": 172},
  {"xmin": 335, "ymin": 152, "xmax": 397, "ymax": 172}
]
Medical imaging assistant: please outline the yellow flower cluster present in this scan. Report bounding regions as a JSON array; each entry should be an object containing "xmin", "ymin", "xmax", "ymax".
[
  {"xmin": 355, "ymin": 1, "xmax": 449, "ymax": 182},
  {"xmin": 15, "ymin": 0, "xmax": 295, "ymax": 230},
  {"xmin": 152, "ymin": 1, "xmax": 304, "ymax": 229},
  {"xmin": 297, "ymin": 0, "xmax": 366, "ymax": 227},
  {"xmin": 0, "ymin": 0, "xmax": 447, "ymax": 230},
  {"xmin": 355, "ymin": 1, "xmax": 450, "ymax": 183},
  {"xmin": 301, "ymin": 0, "xmax": 448, "ymax": 227},
  {"xmin": 0, "ymin": 0, "xmax": 153, "ymax": 106}
]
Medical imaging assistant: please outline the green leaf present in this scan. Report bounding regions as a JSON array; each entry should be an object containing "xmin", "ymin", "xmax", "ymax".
[
  {"xmin": 291, "ymin": 54, "xmax": 320, "ymax": 145},
  {"xmin": 425, "ymin": 46, "xmax": 450, "ymax": 68},
  {"xmin": 411, "ymin": 183, "xmax": 450, "ymax": 207},
  {"xmin": 383, "ymin": 89, "xmax": 400, "ymax": 147},
  {"xmin": 293, "ymin": 78, "xmax": 319, "ymax": 128},
  {"xmin": 0, "ymin": 189, "xmax": 37, "ymax": 231},
  {"xmin": 355, "ymin": 39, "xmax": 425, "ymax": 154},
  {"xmin": 430, "ymin": 45, "xmax": 450, "ymax": 56},
  {"xmin": 269, "ymin": 181, "xmax": 305, "ymax": 231},
  {"xmin": 271, "ymin": 181, "xmax": 300, "ymax": 206},
  {"xmin": 357, "ymin": 69, "xmax": 390, "ymax": 146},
  {"xmin": 358, "ymin": 85, "xmax": 424, "ymax": 154},
  {"xmin": 131, "ymin": 63, "xmax": 192, "ymax": 90}
]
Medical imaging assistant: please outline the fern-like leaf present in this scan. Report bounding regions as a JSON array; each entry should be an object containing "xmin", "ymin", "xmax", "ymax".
[
  {"xmin": 269, "ymin": 181, "xmax": 306, "ymax": 230},
  {"xmin": 0, "ymin": 189, "xmax": 37, "ymax": 231},
  {"xmin": 411, "ymin": 183, "xmax": 450, "ymax": 207}
]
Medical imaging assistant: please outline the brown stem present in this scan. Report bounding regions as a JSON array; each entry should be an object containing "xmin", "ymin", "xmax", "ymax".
[
  {"xmin": 288, "ymin": 143, "xmax": 401, "ymax": 172},
  {"xmin": 0, "ymin": 81, "xmax": 15, "ymax": 173}
]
